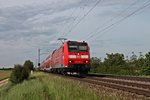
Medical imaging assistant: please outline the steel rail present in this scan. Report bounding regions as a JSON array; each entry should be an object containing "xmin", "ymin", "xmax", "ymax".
[
  {"xmin": 87, "ymin": 77, "xmax": 150, "ymax": 90},
  {"xmin": 78, "ymin": 78, "xmax": 150, "ymax": 97},
  {"xmin": 88, "ymin": 73, "xmax": 150, "ymax": 82}
]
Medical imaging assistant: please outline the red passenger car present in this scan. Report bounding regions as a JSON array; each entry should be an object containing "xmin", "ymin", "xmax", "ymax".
[
  {"xmin": 39, "ymin": 55, "xmax": 51, "ymax": 71},
  {"xmin": 40, "ymin": 41, "xmax": 91, "ymax": 74}
]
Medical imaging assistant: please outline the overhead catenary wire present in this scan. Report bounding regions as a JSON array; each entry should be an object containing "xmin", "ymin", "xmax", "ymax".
[
  {"xmin": 47, "ymin": 8, "xmax": 78, "ymax": 46},
  {"xmin": 47, "ymin": 0, "xmax": 86, "ymax": 47},
  {"xmin": 60, "ymin": 6, "xmax": 85, "ymax": 37},
  {"xmin": 45, "ymin": 0, "xmax": 101, "ymax": 51},
  {"xmin": 86, "ymin": 0, "xmax": 150, "ymax": 42},
  {"xmin": 63, "ymin": 0, "xmax": 103, "ymax": 37},
  {"xmin": 43, "ymin": 0, "xmax": 102, "ymax": 46},
  {"xmin": 83, "ymin": 0, "xmax": 140, "ymax": 40}
]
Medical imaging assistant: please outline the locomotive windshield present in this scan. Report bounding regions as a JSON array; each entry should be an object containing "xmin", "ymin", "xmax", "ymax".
[
  {"xmin": 68, "ymin": 45, "xmax": 78, "ymax": 52},
  {"xmin": 79, "ymin": 45, "xmax": 88, "ymax": 52},
  {"xmin": 68, "ymin": 42, "xmax": 88, "ymax": 52}
]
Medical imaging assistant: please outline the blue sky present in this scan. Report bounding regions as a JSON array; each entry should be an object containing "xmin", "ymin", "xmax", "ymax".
[{"xmin": 0, "ymin": 0, "xmax": 150, "ymax": 67}]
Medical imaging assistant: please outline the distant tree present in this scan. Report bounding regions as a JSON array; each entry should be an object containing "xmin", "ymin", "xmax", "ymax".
[
  {"xmin": 139, "ymin": 52, "xmax": 144, "ymax": 59},
  {"xmin": 90, "ymin": 52, "xmax": 150, "ymax": 76},
  {"xmin": 23, "ymin": 60, "xmax": 34, "ymax": 72},
  {"xmin": 145, "ymin": 52, "xmax": 150, "ymax": 66},
  {"xmin": 136, "ymin": 52, "xmax": 145, "ymax": 68},
  {"xmin": 130, "ymin": 52, "xmax": 137, "ymax": 63},
  {"xmin": 90, "ymin": 57, "xmax": 102, "ymax": 73},
  {"xmin": 104, "ymin": 53, "xmax": 125, "ymax": 67},
  {"xmin": 91, "ymin": 57, "xmax": 102, "ymax": 68},
  {"xmin": 142, "ymin": 52, "xmax": 150, "ymax": 75}
]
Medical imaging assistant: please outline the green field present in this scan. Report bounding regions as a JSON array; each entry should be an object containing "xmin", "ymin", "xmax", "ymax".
[
  {"xmin": 0, "ymin": 72, "xmax": 128, "ymax": 100},
  {"xmin": 0, "ymin": 70, "xmax": 12, "ymax": 80}
]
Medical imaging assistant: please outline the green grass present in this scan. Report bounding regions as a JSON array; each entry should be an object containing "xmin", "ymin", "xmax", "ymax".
[
  {"xmin": 0, "ymin": 72, "xmax": 124, "ymax": 100},
  {"xmin": 0, "ymin": 70, "xmax": 12, "ymax": 80}
]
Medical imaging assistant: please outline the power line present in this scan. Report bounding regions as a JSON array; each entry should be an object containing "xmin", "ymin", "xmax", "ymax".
[
  {"xmin": 60, "ymin": 7, "xmax": 81, "ymax": 36},
  {"xmin": 83, "ymin": 0, "xmax": 140, "ymax": 40},
  {"xmin": 60, "ymin": 0, "xmax": 91, "ymax": 38},
  {"xmin": 63, "ymin": 0, "xmax": 103, "ymax": 37},
  {"xmin": 43, "ymin": 0, "xmax": 102, "ymax": 46},
  {"xmin": 87, "ymin": 0, "xmax": 150, "ymax": 41},
  {"xmin": 47, "ymin": 0, "xmax": 85, "ymax": 47},
  {"xmin": 61, "ymin": 6, "xmax": 85, "ymax": 37}
]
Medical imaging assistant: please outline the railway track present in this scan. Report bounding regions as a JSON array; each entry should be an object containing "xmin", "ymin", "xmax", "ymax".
[
  {"xmin": 88, "ymin": 73, "xmax": 150, "ymax": 82},
  {"xmin": 47, "ymin": 72, "xmax": 150, "ymax": 97},
  {"xmin": 82, "ymin": 77, "xmax": 150, "ymax": 97},
  {"xmin": 65, "ymin": 74, "xmax": 150, "ymax": 97},
  {"xmin": 87, "ymin": 77, "xmax": 150, "ymax": 90}
]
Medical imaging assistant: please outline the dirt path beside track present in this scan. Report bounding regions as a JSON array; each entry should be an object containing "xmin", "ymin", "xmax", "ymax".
[{"xmin": 0, "ymin": 79, "xmax": 8, "ymax": 87}]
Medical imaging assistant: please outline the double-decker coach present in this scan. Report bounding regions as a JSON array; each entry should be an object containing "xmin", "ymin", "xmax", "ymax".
[{"xmin": 39, "ymin": 55, "xmax": 51, "ymax": 71}]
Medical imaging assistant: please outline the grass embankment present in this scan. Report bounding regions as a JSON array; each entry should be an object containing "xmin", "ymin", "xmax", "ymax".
[
  {"xmin": 0, "ymin": 70, "xmax": 12, "ymax": 80},
  {"xmin": 0, "ymin": 72, "xmax": 123, "ymax": 100},
  {"xmin": 0, "ymin": 72, "xmax": 100, "ymax": 100}
]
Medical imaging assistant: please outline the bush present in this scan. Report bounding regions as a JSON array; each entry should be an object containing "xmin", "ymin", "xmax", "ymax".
[
  {"xmin": 142, "ymin": 66, "xmax": 150, "ymax": 75},
  {"xmin": 10, "ymin": 64, "xmax": 29, "ymax": 84},
  {"xmin": 23, "ymin": 60, "xmax": 34, "ymax": 72},
  {"xmin": 21, "ymin": 67, "xmax": 30, "ymax": 80},
  {"xmin": 141, "ymin": 52, "xmax": 150, "ymax": 75}
]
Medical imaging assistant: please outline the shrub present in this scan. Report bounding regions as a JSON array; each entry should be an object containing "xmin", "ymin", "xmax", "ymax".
[
  {"xmin": 23, "ymin": 60, "xmax": 34, "ymax": 71},
  {"xmin": 10, "ymin": 64, "xmax": 29, "ymax": 84},
  {"xmin": 21, "ymin": 67, "xmax": 29, "ymax": 80},
  {"xmin": 142, "ymin": 66, "xmax": 150, "ymax": 75}
]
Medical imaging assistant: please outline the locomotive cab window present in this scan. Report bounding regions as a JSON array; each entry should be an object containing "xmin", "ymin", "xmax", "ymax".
[
  {"xmin": 68, "ymin": 45, "xmax": 78, "ymax": 52},
  {"xmin": 79, "ymin": 45, "xmax": 88, "ymax": 52},
  {"xmin": 68, "ymin": 42, "xmax": 88, "ymax": 52}
]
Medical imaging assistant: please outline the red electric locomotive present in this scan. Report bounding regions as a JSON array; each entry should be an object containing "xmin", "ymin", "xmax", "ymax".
[{"xmin": 40, "ymin": 41, "xmax": 91, "ymax": 74}]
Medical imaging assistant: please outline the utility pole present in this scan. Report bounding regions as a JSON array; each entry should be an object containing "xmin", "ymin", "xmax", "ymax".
[{"xmin": 38, "ymin": 49, "xmax": 40, "ymax": 67}]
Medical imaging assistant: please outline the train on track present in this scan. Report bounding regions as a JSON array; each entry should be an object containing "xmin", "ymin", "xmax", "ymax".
[{"xmin": 39, "ymin": 40, "xmax": 91, "ymax": 75}]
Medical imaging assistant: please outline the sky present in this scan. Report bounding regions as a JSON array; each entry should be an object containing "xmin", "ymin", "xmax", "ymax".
[{"xmin": 0, "ymin": 0, "xmax": 150, "ymax": 67}]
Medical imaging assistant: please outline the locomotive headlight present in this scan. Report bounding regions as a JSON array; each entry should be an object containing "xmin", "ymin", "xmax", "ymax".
[
  {"xmin": 85, "ymin": 61, "xmax": 88, "ymax": 63},
  {"xmin": 84, "ymin": 60, "xmax": 89, "ymax": 63},
  {"xmin": 69, "ymin": 60, "xmax": 73, "ymax": 63},
  {"xmin": 81, "ymin": 55, "xmax": 89, "ymax": 58},
  {"xmin": 68, "ymin": 55, "xmax": 76, "ymax": 58},
  {"xmin": 69, "ymin": 61, "xmax": 72, "ymax": 63}
]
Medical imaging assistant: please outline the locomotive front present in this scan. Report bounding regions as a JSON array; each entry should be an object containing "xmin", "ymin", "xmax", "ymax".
[{"xmin": 64, "ymin": 41, "xmax": 91, "ymax": 74}]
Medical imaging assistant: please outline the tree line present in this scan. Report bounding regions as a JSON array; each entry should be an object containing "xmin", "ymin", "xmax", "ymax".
[{"xmin": 90, "ymin": 52, "xmax": 150, "ymax": 76}]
